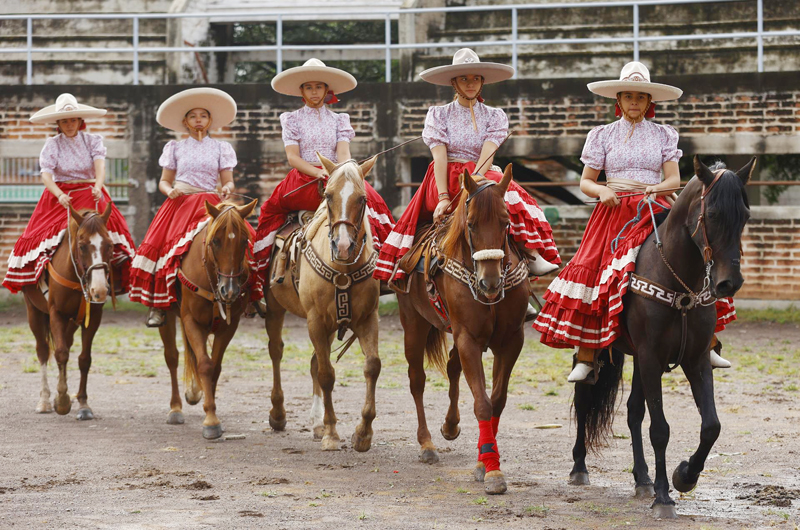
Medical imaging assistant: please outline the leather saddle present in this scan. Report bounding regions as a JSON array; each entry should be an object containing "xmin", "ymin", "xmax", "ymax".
[{"xmin": 392, "ymin": 223, "xmax": 440, "ymax": 293}]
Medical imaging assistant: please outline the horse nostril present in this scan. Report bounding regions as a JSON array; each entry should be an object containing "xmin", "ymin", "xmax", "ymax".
[{"xmin": 716, "ymin": 280, "xmax": 733, "ymax": 295}]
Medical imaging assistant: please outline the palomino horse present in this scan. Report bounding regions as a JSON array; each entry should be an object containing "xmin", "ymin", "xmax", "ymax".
[
  {"xmin": 159, "ymin": 199, "xmax": 258, "ymax": 439},
  {"xmin": 266, "ymin": 154, "xmax": 381, "ymax": 452},
  {"xmin": 570, "ymin": 156, "xmax": 754, "ymax": 518},
  {"xmin": 23, "ymin": 204, "xmax": 114, "ymax": 419},
  {"xmin": 396, "ymin": 166, "xmax": 530, "ymax": 495}
]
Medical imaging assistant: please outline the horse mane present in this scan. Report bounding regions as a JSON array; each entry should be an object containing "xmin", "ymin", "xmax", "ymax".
[
  {"xmin": 704, "ymin": 161, "xmax": 750, "ymax": 245},
  {"xmin": 438, "ymin": 178, "xmax": 507, "ymax": 259}
]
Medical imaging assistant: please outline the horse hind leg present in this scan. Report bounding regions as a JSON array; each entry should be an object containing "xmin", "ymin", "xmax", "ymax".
[
  {"xmin": 350, "ymin": 312, "xmax": 381, "ymax": 453},
  {"xmin": 440, "ymin": 346, "xmax": 462, "ymax": 441},
  {"xmin": 628, "ymin": 357, "xmax": 654, "ymax": 498},
  {"xmin": 309, "ymin": 353, "xmax": 324, "ymax": 440},
  {"xmin": 265, "ymin": 297, "xmax": 287, "ymax": 431},
  {"xmin": 569, "ymin": 382, "xmax": 592, "ymax": 486},
  {"xmin": 25, "ymin": 294, "xmax": 53, "ymax": 413},
  {"xmin": 402, "ymin": 312, "xmax": 439, "ymax": 464},
  {"xmin": 160, "ymin": 309, "xmax": 184, "ymax": 425},
  {"xmin": 75, "ymin": 306, "xmax": 103, "ymax": 420}
]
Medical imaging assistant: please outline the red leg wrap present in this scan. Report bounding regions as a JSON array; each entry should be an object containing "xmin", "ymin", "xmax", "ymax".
[{"xmin": 477, "ymin": 420, "xmax": 500, "ymax": 472}]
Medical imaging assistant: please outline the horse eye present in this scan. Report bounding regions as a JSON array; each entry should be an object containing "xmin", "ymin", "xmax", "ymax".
[{"xmin": 325, "ymin": 194, "xmax": 332, "ymax": 201}]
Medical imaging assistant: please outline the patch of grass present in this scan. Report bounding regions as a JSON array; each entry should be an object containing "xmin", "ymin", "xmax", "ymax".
[
  {"xmin": 456, "ymin": 487, "xmax": 471, "ymax": 494},
  {"xmin": 544, "ymin": 389, "xmax": 559, "ymax": 397},
  {"xmin": 525, "ymin": 504, "xmax": 550, "ymax": 516},
  {"xmin": 784, "ymin": 383, "xmax": 798, "ymax": 392},
  {"xmin": 577, "ymin": 501, "xmax": 619, "ymax": 515},
  {"xmin": 518, "ymin": 403, "xmax": 536, "ymax": 411},
  {"xmin": 472, "ymin": 496, "xmax": 488, "ymax": 505},
  {"xmin": 357, "ymin": 511, "xmax": 368, "ymax": 521},
  {"xmin": 22, "ymin": 358, "xmax": 40, "ymax": 373},
  {"xmin": 612, "ymin": 432, "xmax": 630, "ymax": 439},
  {"xmin": 734, "ymin": 306, "xmax": 800, "ymax": 324},
  {"xmin": 378, "ymin": 298, "xmax": 398, "ymax": 316}
]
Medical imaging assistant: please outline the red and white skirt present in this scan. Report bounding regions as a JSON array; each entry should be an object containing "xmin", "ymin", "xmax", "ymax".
[
  {"xmin": 533, "ymin": 196, "xmax": 735, "ymax": 349},
  {"xmin": 2, "ymin": 182, "xmax": 136, "ymax": 294},
  {"xmin": 253, "ymin": 167, "xmax": 395, "ymax": 281},
  {"xmin": 374, "ymin": 161, "xmax": 561, "ymax": 282},
  {"xmin": 128, "ymin": 193, "xmax": 259, "ymax": 308}
]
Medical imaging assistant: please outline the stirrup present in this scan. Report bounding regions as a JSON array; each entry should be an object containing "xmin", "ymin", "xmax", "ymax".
[{"xmin": 146, "ymin": 308, "xmax": 166, "ymax": 328}]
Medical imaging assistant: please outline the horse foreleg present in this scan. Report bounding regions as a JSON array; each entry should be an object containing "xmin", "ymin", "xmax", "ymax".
[
  {"xmin": 159, "ymin": 309, "xmax": 184, "ymax": 425},
  {"xmin": 182, "ymin": 316, "xmax": 219, "ymax": 439},
  {"xmin": 308, "ymin": 317, "xmax": 338, "ymax": 451},
  {"xmin": 206, "ymin": 319, "xmax": 237, "ymax": 432},
  {"xmin": 441, "ymin": 347, "xmax": 462, "ymax": 441},
  {"xmin": 401, "ymin": 308, "xmax": 438, "ymax": 463},
  {"xmin": 628, "ymin": 358, "xmax": 654, "ymax": 498},
  {"xmin": 75, "ymin": 304, "xmax": 103, "ymax": 421},
  {"xmin": 350, "ymin": 311, "xmax": 381, "ymax": 453},
  {"xmin": 309, "ymin": 353, "xmax": 324, "ymax": 440},
  {"xmin": 672, "ymin": 357, "xmax": 720, "ymax": 495},
  {"xmin": 24, "ymin": 293, "xmax": 52, "ymax": 413},
  {"xmin": 569, "ymin": 383, "xmax": 591, "ymax": 485},
  {"xmin": 265, "ymin": 296, "xmax": 287, "ymax": 431},
  {"xmin": 49, "ymin": 309, "xmax": 73, "ymax": 416},
  {"xmin": 638, "ymin": 354, "xmax": 677, "ymax": 519}
]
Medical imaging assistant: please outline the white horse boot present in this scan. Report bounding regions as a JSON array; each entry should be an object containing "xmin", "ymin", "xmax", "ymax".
[{"xmin": 525, "ymin": 248, "xmax": 559, "ymax": 276}]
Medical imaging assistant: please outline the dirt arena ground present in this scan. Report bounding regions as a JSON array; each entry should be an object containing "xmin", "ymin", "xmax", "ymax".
[{"xmin": 0, "ymin": 302, "xmax": 798, "ymax": 529}]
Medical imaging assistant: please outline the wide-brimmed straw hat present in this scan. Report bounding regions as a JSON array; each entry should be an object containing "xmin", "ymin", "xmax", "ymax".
[
  {"xmin": 29, "ymin": 93, "xmax": 107, "ymax": 124},
  {"xmin": 419, "ymin": 48, "xmax": 515, "ymax": 86},
  {"xmin": 271, "ymin": 58, "xmax": 357, "ymax": 97},
  {"xmin": 156, "ymin": 87, "xmax": 237, "ymax": 132},
  {"xmin": 587, "ymin": 61, "xmax": 682, "ymax": 102}
]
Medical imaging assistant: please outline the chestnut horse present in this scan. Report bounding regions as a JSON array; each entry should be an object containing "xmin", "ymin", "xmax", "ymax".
[
  {"xmin": 266, "ymin": 155, "xmax": 381, "ymax": 452},
  {"xmin": 159, "ymin": 199, "xmax": 258, "ymax": 439},
  {"xmin": 23, "ymin": 204, "xmax": 114, "ymax": 420},
  {"xmin": 570, "ymin": 156, "xmax": 754, "ymax": 518},
  {"xmin": 396, "ymin": 166, "xmax": 529, "ymax": 495}
]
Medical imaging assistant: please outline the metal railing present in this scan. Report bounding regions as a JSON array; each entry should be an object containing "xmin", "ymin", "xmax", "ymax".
[
  {"xmin": 0, "ymin": 158, "xmax": 130, "ymax": 203},
  {"xmin": 1, "ymin": 0, "xmax": 798, "ymax": 85}
]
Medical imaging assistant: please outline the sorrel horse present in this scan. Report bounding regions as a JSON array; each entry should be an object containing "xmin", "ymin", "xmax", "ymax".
[
  {"xmin": 396, "ymin": 166, "xmax": 530, "ymax": 495},
  {"xmin": 23, "ymin": 204, "xmax": 114, "ymax": 420},
  {"xmin": 570, "ymin": 156, "xmax": 754, "ymax": 518},
  {"xmin": 159, "ymin": 199, "xmax": 258, "ymax": 439},
  {"xmin": 266, "ymin": 155, "xmax": 381, "ymax": 452}
]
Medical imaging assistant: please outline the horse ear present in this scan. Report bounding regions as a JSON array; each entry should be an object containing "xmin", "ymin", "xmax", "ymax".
[
  {"xmin": 100, "ymin": 202, "xmax": 112, "ymax": 224},
  {"xmin": 69, "ymin": 204, "xmax": 83, "ymax": 225},
  {"xmin": 693, "ymin": 155, "xmax": 715, "ymax": 187},
  {"xmin": 316, "ymin": 152, "xmax": 338, "ymax": 176},
  {"xmin": 236, "ymin": 198, "xmax": 258, "ymax": 219},
  {"xmin": 205, "ymin": 200, "xmax": 220, "ymax": 218},
  {"xmin": 497, "ymin": 163, "xmax": 513, "ymax": 194},
  {"xmin": 735, "ymin": 156, "xmax": 757, "ymax": 185},
  {"xmin": 359, "ymin": 155, "xmax": 378, "ymax": 179},
  {"xmin": 461, "ymin": 169, "xmax": 477, "ymax": 194}
]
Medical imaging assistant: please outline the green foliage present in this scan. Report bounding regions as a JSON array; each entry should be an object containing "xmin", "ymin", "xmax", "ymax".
[{"xmin": 758, "ymin": 154, "xmax": 800, "ymax": 204}]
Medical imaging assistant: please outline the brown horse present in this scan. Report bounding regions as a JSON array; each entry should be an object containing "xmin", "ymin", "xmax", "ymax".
[
  {"xmin": 266, "ymin": 155, "xmax": 381, "ymax": 452},
  {"xmin": 23, "ymin": 204, "xmax": 114, "ymax": 420},
  {"xmin": 396, "ymin": 166, "xmax": 529, "ymax": 495},
  {"xmin": 159, "ymin": 199, "xmax": 258, "ymax": 439}
]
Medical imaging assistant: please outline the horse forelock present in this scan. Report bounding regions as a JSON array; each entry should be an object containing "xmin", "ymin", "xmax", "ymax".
[
  {"xmin": 706, "ymin": 171, "xmax": 750, "ymax": 245},
  {"xmin": 327, "ymin": 160, "xmax": 366, "ymax": 196},
  {"xmin": 73, "ymin": 209, "xmax": 110, "ymax": 241},
  {"xmin": 207, "ymin": 202, "xmax": 251, "ymax": 242}
]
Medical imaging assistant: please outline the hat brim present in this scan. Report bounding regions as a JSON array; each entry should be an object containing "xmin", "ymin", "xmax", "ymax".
[
  {"xmin": 587, "ymin": 80, "xmax": 683, "ymax": 102},
  {"xmin": 29, "ymin": 104, "xmax": 107, "ymax": 124},
  {"xmin": 156, "ymin": 88, "xmax": 237, "ymax": 132},
  {"xmin": 419, "ymin": 62, "xmax": 515, "ymax": 86},
  {"xmin": 271, "ymin": 66, "xmax": 357, "ymax": 97}
]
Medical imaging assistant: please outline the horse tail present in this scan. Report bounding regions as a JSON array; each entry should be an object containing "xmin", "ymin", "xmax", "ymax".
[
  {"xmin": 424, "ymin": 326, "xmax": 448, "ymax": 377},
  {"xmin": 579, "ymin": 348, "xmax": 625, "ymax": 452}
]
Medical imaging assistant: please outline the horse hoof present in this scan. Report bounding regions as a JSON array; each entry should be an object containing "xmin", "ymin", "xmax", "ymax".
[
  {"xmin": 672, "ymin": 461, "xmax": 697, "ymax": 493},
  {"xmin": 440, "ymin": 423, "xmax": 461, "ymax": 441},
  {"xmin": 269, "ymin": 415, "xmax": 287, "ymax": 432},
  {"xmin": 569, "ymin": 472, "xmax": 590, "ymax": 486},
  {"xmin": 473, "ymin": 462, "xmax": 486, "ymax": 482},
  {"xmin": 351, "ymin": 432, "xmax": 372, "ymax": 453},
  {"xmin": 54, "ymin": 394, "xmax": 72, "ymax": 415},
  {"xmin": 167, "ymin": 411, "xmax": 185, "ymax": 425},
  {"xmin": 652, "ymin": 502, "xmax": 678, "ymax": 519},
  {"xmin": 419, "ymin": 448, "xmax": 439, "ymax": 464},
  {"xmin": 76, "ymin": 408, "xmax": 94, "ymax": 421},
  {"xmin": 202, "ymin": 424, "xmax": 223, "ymax": 440},
  {"xmin": 312, "ymin": 425, "xmax": 324, "ymax": 440},
  {"xmin": 484, "ymin": 470, "xmax": 507, "ymax": 495},
  {"xmin": 185, "ymin": 391, "xmax": 203, "ymax": 406},
  {"xmin": 321, "ymin": 436, "xmax": 341, "ymax": 451},
  {"xmin": 635, "ymin": 484, "xmax": 655, "ymax": 499},
  {"xmin": 35, "ymin": 400, "xmax": 54, "ymax": 414}
]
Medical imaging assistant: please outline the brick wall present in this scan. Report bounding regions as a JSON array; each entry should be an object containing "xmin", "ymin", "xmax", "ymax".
[{"xmin": 0, "ymin": 105, "xmax": 130, "ymax": 141}]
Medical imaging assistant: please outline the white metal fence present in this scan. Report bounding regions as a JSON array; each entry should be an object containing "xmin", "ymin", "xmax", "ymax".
[
  {"xmin": 0, "ymin": 0, "xmax": 798, "ymax": 85},
  {"xmin": 0, "ymin": 158, "xmax": 130, "ymax": 203}
]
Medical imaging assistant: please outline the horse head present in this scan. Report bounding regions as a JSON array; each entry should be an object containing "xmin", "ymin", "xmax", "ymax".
[
  {"xmin": 317, "ymin": 153, "xmax": 376, "ymax": 264},
  {"xmin": 442, "ymin": 165, "xmax": 513, "ymax": 301},
  {"xmin": 686, "ymin": 155, "xmax": 754, "ymax": 299},
  {"xmin": 204, "ymin": 199, "xmax": 258, "ymax": 304},
  {"xmin": 68, "ymin": 203, "xmax": 113, "ymax": 303}
]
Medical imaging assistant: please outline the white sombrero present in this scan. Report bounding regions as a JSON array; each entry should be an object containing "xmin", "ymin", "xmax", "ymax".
[
  {"xmin": 419, "ymin": 48, "xmax": 515, "ymax": 86},
  {"xmin": 271, "ymin": 58, "xmax": 357, "ymax": 97},
  {"xmin": 29, "ymin": 93, "xmax": 107, "ymax": 124},
  {"xmin": 156, "ymin": 87, "xmax": 237, "ymax": 132},
  {"xmin": 587, "ymin": 61, "xmax": 682, "ymax": 102}
]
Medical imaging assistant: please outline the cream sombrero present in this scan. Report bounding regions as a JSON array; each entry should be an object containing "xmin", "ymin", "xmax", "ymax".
[
  {"xmin": 29, "ymin": 93, "xmax": 107, "ymax": 124},
  {"xmin": 156, "ymin": 87, "xmax": 237, "ymax": 132},
  {"xmin": 587, "ymin": 61, "xmax": 682, "ymax": 102},
  {"xmin": 271, "ymin": 58, "xmax": 357, "ymax": 97},
  {"xmin": 419, "ymin": 48, "xmax": 515, "ymax": 86}
]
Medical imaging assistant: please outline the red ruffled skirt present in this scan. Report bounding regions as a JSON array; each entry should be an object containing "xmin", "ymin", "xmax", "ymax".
[
  {"xmin": 374, "ymin": 161, "xmax": 561, "ymax": 281},
  {"xmin": 2, "ymin": 182, "xmax": 135, "ymax": 294},
  {"xmin": 533, "ymin": 196, "xmax": 735, "ymax": 349},
  {"xmin": 128, "ymin": 193, "xmax": 259, "ymax": 308},
  {"xmin": 253, "ymin": 167, "xmax": 395, "ymax": 281}
]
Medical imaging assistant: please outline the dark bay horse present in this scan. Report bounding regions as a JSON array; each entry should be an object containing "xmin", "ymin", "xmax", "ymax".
[
  {"xmin": 23, "ymin": 204, "xmax": 114, "ymax": 419},
  {"xmin": 159, "ymin": 199, "xmax": 258, "ymax": 439},
  {"xmin": 396, "ymin": 166, "xmax": 530, "ymax": 495},
  {"xmin": 570, "ymin": 156, "xmax": 754, "ymax": 518}
]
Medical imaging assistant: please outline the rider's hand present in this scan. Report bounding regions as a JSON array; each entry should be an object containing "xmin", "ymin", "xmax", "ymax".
[
  {"xmin": 644, "ymin": 185, "xmax": 658, "ymax": 198},
  {"xmin": 58, "ymin": 193, "xmax": 72, "ymax": 208},
  {"xmin": 91, "ymin": 186, "xmax": 103, "ymax": 201},
  {"xmin": 168, "ymin": 187, "xmax": 184, "ymax": 200},
  {"xmin": 315, "ymin": 168, "xmax": 328, "ymax": 180},
  {"xmin": 220, "ymin": 184, "xmax": 233, "ymax": 199},
  {"xmin": 598, "ymin": 187, "xmax": 620, "ymax": 208},
  {"xmin": 433, "ymin": 198, "xmax": 450, "ymax": 223}
]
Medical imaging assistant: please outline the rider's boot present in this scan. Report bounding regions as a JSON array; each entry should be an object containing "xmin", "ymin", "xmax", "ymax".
[
  {"xmin": 568, "ymin": 346, "xmax": 598, "ymax": 384},
  {"xmin": 524, "ymin": 247, "xmax": 559, "ymax": 277},
  {"xmin": 709, "ymin": 335, "xmax": 731, "ymax": 368},
  {"xmin": 271, "ymin": 251, "xmax": 288, "ymax": 287},
  {"xmin": 524, "ymin": 303, "xmax": 537, "ymax": 322},
  {"xmin": 146, "ymin": 307, "xmax": 166, "ymax": 328}
]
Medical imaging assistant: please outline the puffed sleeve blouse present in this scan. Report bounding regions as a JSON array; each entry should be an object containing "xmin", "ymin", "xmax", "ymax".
[
  {"xmin": 279, "ymin": 105, "xmax": 355, "ymax": 164},
  {"xmin": 39, "ymin": 131, "xmax": 107, "ymax": 182},
  {"xmin": 158, "ymin": 136, "xmax": 237, "ymax": 191},
  {"xmin": 422, "ymin": 101, "xmax": 508, "ymax": 162}
]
